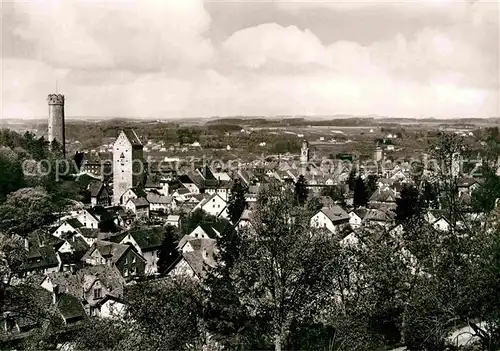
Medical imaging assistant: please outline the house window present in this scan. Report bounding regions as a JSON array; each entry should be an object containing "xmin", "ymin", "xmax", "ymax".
[
  {"xmin": 124, "ymin": 268, "xmax": 129, "ymax": 277},
  {"xmin": 94, "ymin": 288, "xmax": 102, "ymax": 299},
  {"xmin": 132, "ymin": 256, "xmax": 136, "ymax": 263},
  {"xmin": 131, "ymin": 266, "xmax": 137, "ymax": 275},
  {"xmin": 124, "ymin": 257, "xmax": 128, "ymax": 265}
]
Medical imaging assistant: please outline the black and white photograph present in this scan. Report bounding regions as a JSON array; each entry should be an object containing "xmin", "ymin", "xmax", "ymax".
[{"xmin": 1, "ymin": 0, "xmax": 500, "ymax": 350}]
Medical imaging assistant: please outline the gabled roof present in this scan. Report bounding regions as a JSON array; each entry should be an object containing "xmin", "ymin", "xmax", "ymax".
[
  {"xmin": 45, "ymin": 265, "xmax": 126, "ymax": 299},
  {"xmin": 369, "ymin": 189, "xmax": 398, "ymax": 203},
  {"xmin": 457, "ymin": 177, "xmax": 481, "ymax": 188},
  {"xmin": 65, "ymin": 218, "xmax": 84, "ymax": 229},
  {"xmin": 121, "ymin": 226, "xmax": 166, "ymax": 251},
  {"xmin": 185, "ymin": 251, "xmax": 215, "ymax": 278},
  {"xmin": 317, "ymin": 205, "xmax": 349, "ymax": 223},
  {"xmin": 81, "ymin": 241, "xmax": 131, "ymax": 264},
  {"xmin": 88, "ymin": 181, "xmax": 105, "ymax": 198},
  {"xmin": 88, "ymin": 206, "xmax": 114, "ymax": 222},
  {"xmin": 364, "ymin": 209, "xmax": 394, "ymax": 222},
  {"xmin": 25, "ymin": 245, "xmax": 60, "ymax": 270},
  {"xmin": 146, "ymin": 193, "xmax": 172, "ymax": 204},
  {"xmin": 352, "ymin": 208, "xmax": 368, "ymax": 219},
  {"xmin": 56, "ymin": 293, "xmax": 86, "ymax": 322},
  {"xmin": 121, "ymin": 129, "xmax": 142, "ymax": 146},
  {"xmin": 129, "ymin": 197, "xmax": 149, "ymax": 207}
]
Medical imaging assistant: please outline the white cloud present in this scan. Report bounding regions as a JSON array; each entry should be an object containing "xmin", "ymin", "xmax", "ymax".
[
  {"xmin": 1, "ymin": 1, "xmax": 497, "ymax": 119},
  {"xmin": 12, "ymin": 0, "xmax": 214, "ymax": 70},
  {"xmin": 222, "ymin": 23, "xmax": 332, "ymax": 70}
]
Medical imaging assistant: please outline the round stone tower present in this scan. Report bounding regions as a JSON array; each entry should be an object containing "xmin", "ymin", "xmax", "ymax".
[{"xmin": 48, "ymin": 94, "xmax": 65, "ymax": 157}]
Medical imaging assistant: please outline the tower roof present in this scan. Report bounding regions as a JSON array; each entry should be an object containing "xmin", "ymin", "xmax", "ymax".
[{"xmin": 122, "ymin": 129, "xmax": 142, "ymax": 146}]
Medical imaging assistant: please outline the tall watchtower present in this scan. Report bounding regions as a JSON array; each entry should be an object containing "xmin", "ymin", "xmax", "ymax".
[{"xmin": 47, "ymin": 94, "xmax": 65, "ymax": 157}]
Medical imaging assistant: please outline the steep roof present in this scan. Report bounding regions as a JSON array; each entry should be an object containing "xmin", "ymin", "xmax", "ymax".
[
  {"xmin": 122, "ymin": 226, "xmax": 166, "ymax": 251},
  {"xmin": 122, "ymin": 129, "xmax": 142, "ymax": 146},
  {"xmin": 88, "ymin": 181, "xmax": 105, "ymax": 197},
  {"xmin": 130, "ymin": 197, "xmax": 149, "ymax": 207},
  {"xmin": 56, "ymin": 293, "xmax": 86, "ymax": 322},
  {"xmin": 65, "ymin": 218, "xmax": 84, "ymax": 229},
  {"xmin": 182, "ymin": 250, "xmax": 216, "ymax": 279},
  {"xmin": 81, "ymin": 241, "xmax": 130, "ymax": 264},
  {"xmin": 25, "ymin": 245, "xmax": 60, "ymax": 271}
]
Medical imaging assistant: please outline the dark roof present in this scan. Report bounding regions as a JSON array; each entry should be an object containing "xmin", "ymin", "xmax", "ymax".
[
  {"xmin": 198, "ymin": 222, "xmax": 226, "ymax": 238},
  {"xmin": 88, "ymin": 206, "xmax": 114, "ymax": 222},
  {"xmin": 82, "ymin": 241, "xmax": 130, "ymax": 264},
  {"xmin": 88, "ymin": 181, "xmax": 105, "ymax": 197},
  {"xmin": 78, "ymin": 228, "xmax": 101, "ymax": 238},
  {"xmin": 122, "ymin": 226, "xmax": 165, "ymax": 251},
  {"xmin": 25, "ymin": 245, "xmax": 59, "ymax": 270},
  {"xmin": 130, "ymin": 197, "xmax": 149, "ymax": 207},
  {"xmin": 182, "ymin": 250, "xmax": 216, "ymax": 279},
  {"xmin": 56, "ymin": 293, "xmax": 86, "ymax": 322},
  {"xmin": 46, "ymin": 265, "xmax": 126, "ymax": 300},
  {"xmin": 122, "ymin": 129, "xmax": 142, "ymax": 146},
  {"xmin": 66, "ymin": 218, "xmax": 84, "ymax": 229}
]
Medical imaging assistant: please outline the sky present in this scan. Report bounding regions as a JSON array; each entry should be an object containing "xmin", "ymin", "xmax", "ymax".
[{"xmin": 1, "ymin": 0, "xmax": 499, "ymax": 119}]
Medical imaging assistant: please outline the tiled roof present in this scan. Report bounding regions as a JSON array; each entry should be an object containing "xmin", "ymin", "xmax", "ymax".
[
  {"xmin": 82, "ymin": 241, "xmax": 129, "ymax": 264},
  {"xmin": 56, "ymin": 293, "xmax": 86, "ymax": 322},
  {"xmin": 147, "ymin": 193, "xmax": 172, "ymax": 204},
  {"xmin": 66, "ymin": 218, "xmax": 84, "ymax": 229},
  {"xmin": 122, "ymin": 129, "xmax": 142, "ymax": 146},
  {"xmin": 182, "ymin": 250, "xmax": 216, "ymax": 279},
  {"xmin": 25, "ymin": 245, "xmax": 59, "ymax": 270},
  {"xmin": 130, "ymin": 197, "xmax": 149, "ymax": 207},
  {"xmin": 319, "ymin": 205, "xmax": 349, "ymax": 223},
  {"xmin": 123, "ymin": 226, "xmax": 165, "ymax": 251},
  {"xmin": 88, "ymin": 181, "xmax": 104, "ymax": 197}
]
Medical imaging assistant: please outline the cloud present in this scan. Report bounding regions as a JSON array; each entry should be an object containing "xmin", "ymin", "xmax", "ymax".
[
  {"xmin": 222, "ymin": 23, "xmax": 332, "ymax": 70},
  {"xmin": 1, "ymin": 1, "xmax": 498, "ymax": 119},
  {"xmin": 10, "ymin": 0, "xmax": 214, "ymax": 71}
]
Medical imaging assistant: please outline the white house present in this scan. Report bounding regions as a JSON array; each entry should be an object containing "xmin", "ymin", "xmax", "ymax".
[
  {"xmin": 125, "ymin": 197, "xmax": 150, "ymax": 218},
  {"xmin": 433, "ymin": 217, "xmax": 451, "ymax": 231},
  {"xmin": 348, "ymin": 209, "xmax": 367, "ymax": 229},
  {"xmin": 310, "ymin": 205, "xmax": 350, "ymax": 234},
  {"xmin": 193, "ymin": 193, "xmax": 229, "ymax": 219},
  {"xmin": 147, "ymin": 193, "xmax": 172, "ymax": 213}
]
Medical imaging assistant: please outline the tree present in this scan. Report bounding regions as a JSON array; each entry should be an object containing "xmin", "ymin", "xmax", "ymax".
[
  {"xmin": 157, "ymin": 225, "xmax": 180, "ymax": 275},
  {"xmin": 0, "ymin": 187, "xmax": 58, "ymax": 237},
  {"xmin": 0, "ymin": 148, "xmax": 25, "ymax": 202},
  {"xmin": 306, "ymin": 196, "xmax": 323, "ymax": 213},
  {"xmin": 365, "ymin": 174, "xmax": 379, "ymax": 197},
  {"xmin": 294, "ymin": 175, "xmax": 309, "ymax": 206},
  {"xmin": 205, "ymin": 182, "xmax": 339, "ymax": 351},
  {"xmin": 395, "ymin": 184, "xmax": 423, "ymax": 225},
  {"xmin": 123, "ymin": 277, "xmax": 206, "ymax": 350},
  {"xmin": 471, "ymin": 166, "xmax": 500, "ymax": 215},
  {"xmin": 353, "ymin": 176, "xmax": 368, "ymax": 208},
  {"xmin": 180, "ymin": 208, "xmax": 218, "ymax": 235},
  {"xmin": 227, "ymin": 178, "xmax": 247, "ymax": 224},
  {"xmin": 348, "ymin": 168, "xmax": 357, "ymax": 191}
]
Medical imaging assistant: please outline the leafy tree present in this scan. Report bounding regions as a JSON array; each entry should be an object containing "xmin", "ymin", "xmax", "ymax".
[
  {"xmin": 205, "ymin": 182, "xmax": 339, "ymax": 351},
  {"xmin": 420, "ymin": 180, "xmax": 439, "ymax": 210},
  {"xmin": 227, "ymin": 178, "xmax": 247, "ymax": 224},
  {"xmin": 306, "ymin": 196, "xmax": 323, "ymax": 213},
  {"xmin": 348, "ymin": 168, "xmax": 357, "ymax": 191},
  {"xmin": 321, "ymin": 185, "xmax": 346, "ymax": 206},
  {"xmin": 395, "ymin": 184, "xmax": 423, "ymax": 225},
  {"xmin": 0, "ymin": 148, "xmax": 25, "ymax": 202},
  {"xmin": 294, "ymin": 175, "xmax": 308, "ymax": 206},
  {"xmin": 0, "ymin": 187, "xmax": 58, "ymax": 237},
  {"xmin": 123, "ymin": 277, "xmax": 206, "ymax": 350},
  {"xmin": 353, "ymin": 176, "xmax": 368, "ymax": 208},
  {"xmin": 471, "ymin": 166, "xmax": 500, "ymax": 215},
  {"xmin": 365, "ymin": 174, "xmax": 378, "ymax": 197},
  {"xmin": 180, "ymin": 208, "xmax": 218, "ymax": 235},
  {"xmin": 157, "ymin": 225, "xmax": 180, "ymax": 275}
]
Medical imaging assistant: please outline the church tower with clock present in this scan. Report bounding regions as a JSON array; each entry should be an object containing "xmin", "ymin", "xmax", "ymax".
[{"xmin": 300, "ymin": 140, "xmax": 309, "ymax": 175}]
